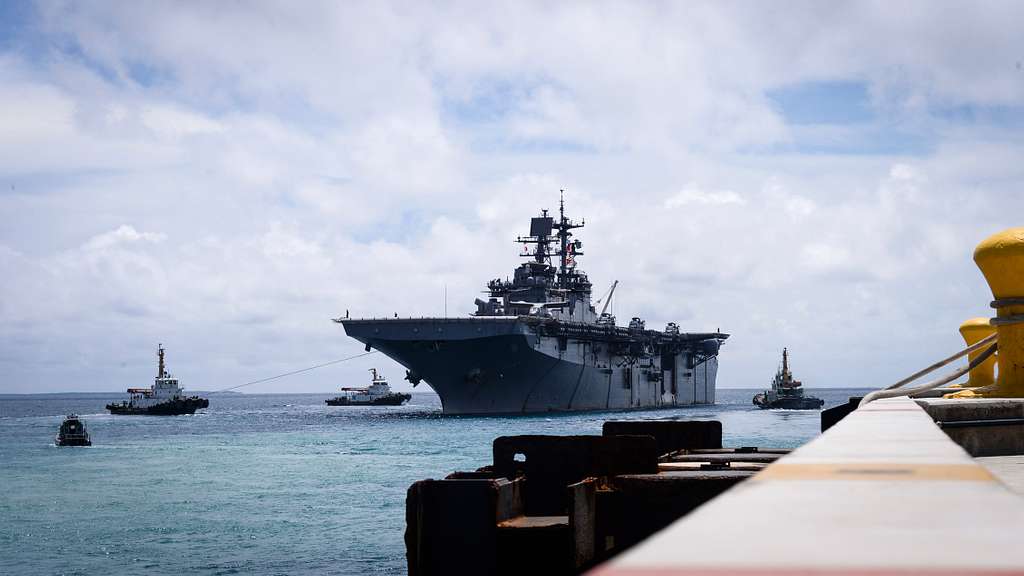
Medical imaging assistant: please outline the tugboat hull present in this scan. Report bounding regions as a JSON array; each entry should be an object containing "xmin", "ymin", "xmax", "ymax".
[
  {"xmin": 56, "ymin": 437, "xmax": 92, "ymax": 447},
  {"xmin": 106, "ymin": 397, "xmax": 209, "ymax": 415},
  {"xmin": 753, "ymin": 394, "xmax": 824, "ymax": 410},
  {"xmin": 326, "ymin": 393, "xmax": 411, "ymax": 406}
]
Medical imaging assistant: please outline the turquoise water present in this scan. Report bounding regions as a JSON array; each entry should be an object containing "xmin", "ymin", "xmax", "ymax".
[{"xmin": 1, "ymin": 389, "xmax": 866, "ymax": 575}]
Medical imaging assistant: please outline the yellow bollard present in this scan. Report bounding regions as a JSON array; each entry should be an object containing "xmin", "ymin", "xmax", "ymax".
[
  {"xmin": 972, "ymin": 227, "xmax": 1024, "ymax": 397},
  {"xmin": 947, "ymin": 318, "xmax": 997, "ymax": 388}
]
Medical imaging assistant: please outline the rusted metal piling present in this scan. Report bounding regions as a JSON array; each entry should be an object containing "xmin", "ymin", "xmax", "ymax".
[{"xmin": 405, "ymin": 420, "xmax": 787, "ymax": 576}]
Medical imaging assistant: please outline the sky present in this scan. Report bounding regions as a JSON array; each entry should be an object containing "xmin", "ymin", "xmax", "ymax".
[{"xmin": 1, "ymin": 1, "xmax": 1023, "ymax": 394}]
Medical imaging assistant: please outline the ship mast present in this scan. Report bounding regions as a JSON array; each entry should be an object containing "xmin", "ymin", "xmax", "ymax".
[
  {"xmin": 559, "ymin": 191, "xmax": 568, "ymax": 286},
  {"xmin": 554, "ymin": 189, "xmax": 584, "ymax": 289},
  {"xmin": 158, "ymin": 344, "xmax": 165, "ymax": 378}
]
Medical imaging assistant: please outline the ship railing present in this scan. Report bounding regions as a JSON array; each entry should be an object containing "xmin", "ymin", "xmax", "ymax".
[
  {"xmin": 346, "ymin": 315, "xmax": 522, "ymax": 322},
  {"xmin": 343, "ymin": 315, "xmax": 726, "ymax": 348},
  {"xmin": 526, "ymin": 317, "xmax": 725, "ymax": 346}
]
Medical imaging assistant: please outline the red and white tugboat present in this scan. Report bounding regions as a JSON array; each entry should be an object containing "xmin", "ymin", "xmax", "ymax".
[
  {"xmin": 326, "ymin": 369, "xmax": 411, "ymax": 406},
  {"xmin": 106, "ymin": 345, "xmax": 209, "ymax": 415}
]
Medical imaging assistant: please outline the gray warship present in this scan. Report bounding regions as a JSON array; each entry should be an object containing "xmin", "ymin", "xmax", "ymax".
[{"xmin": 340, "ymin": 195, "xmax": 728, "ymax": 415}]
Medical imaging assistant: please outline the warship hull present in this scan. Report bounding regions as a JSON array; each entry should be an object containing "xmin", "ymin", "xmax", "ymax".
[{"xmin": 343, "ymin": 318, "xmax": 719, "ymax": 415}]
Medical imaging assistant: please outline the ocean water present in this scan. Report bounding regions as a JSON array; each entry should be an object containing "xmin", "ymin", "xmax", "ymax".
[{"xmin": 1, "ymin": 388, "xmax": 868, "ymax": 575}]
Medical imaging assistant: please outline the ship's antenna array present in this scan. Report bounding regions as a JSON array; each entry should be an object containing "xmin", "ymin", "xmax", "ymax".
[
  {"xmin": 208, "ymin": 350, "xmax": 379, "ymax": 394},
  {"xmin": 553, "ymin": 188, "xmax": 584, "ymax": 289}
]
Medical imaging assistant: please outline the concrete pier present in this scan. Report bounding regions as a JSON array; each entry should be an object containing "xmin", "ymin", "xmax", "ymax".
[{"xmin": 591, "ymin": 396, "xmax": 1024, "ymax": 575}]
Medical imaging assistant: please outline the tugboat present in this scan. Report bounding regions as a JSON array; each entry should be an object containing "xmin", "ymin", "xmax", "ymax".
[
  {"xmin": 326, "ymin": 369, "xmax": 412, "ymax": 406},
  {"xmin": 55, "ymin": 414, "xmax": 92, "ymax": 446},
  {"xmin": 753, "ymin": 348, "xmax": 824, "ymax": 410},
  {"xmin": 106, "ymin": 345, "xmax": 209, "ymax": 415}
]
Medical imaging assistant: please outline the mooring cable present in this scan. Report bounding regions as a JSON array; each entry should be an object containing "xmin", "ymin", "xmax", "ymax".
[
  {"xmin": 857, "ymin": 307, "xmax": 1024, "ymax": 407},
  {"xmin": 207, "ymin": 350, "xmax": 379, "ymax": 394},
  {"xmin": 859, "ymin": 342, "xmax": 998, "ymax": 407},
  {"xmin": 878, "ymin": 333, "xmax": 998, "ymax": 393}
]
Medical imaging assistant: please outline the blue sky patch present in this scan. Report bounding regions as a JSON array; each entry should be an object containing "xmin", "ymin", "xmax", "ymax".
[
  {"xmin": 440, "ymin": 77, "xmax": 529, "ymax": 124},
  {"xmin": 769, "ymin": 81, "xmax": 874, "ymax": 125}
]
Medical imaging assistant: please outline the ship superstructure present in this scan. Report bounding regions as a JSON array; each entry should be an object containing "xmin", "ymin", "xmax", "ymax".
[
  {"xmin": 107, "ymin": 345, "xmax": 209, "ymax": 415},
  {"xmin": 340, "ymin": 193, "xmax": 727, "ymax": 415}
]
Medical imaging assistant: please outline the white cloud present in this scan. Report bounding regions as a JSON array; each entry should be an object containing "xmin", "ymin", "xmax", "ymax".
[
  {"xmin": 665, "ymin": 186, "xmax": 745, "ymax": 208},
  {"xmin": 1, "ymin": 2, "xmax": 1022, "ymax": 394},
  {"xmin": 83, "ymin": 225, "xmax": 166, "ymax": 251},
  {"xmin": 0, "ymin": 82, "xmax": 76, "ymax": 142},
  {"xmin": 800, "ymin": 242, "xmax": 854, "ymax": 274},
  {"xmin": 141, "ymin": 105, "xmax": 224, "ymax": 139}
]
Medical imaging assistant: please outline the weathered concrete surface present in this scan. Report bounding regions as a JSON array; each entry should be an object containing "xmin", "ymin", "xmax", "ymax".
[
  {"xmin": 591, "ymin": 397, "xmax": 1024, "ymax": 575},
  {"xmin": 407, "ymin": 477, "xmax": 524, "ymax": 576},
  {"xmin": 977, "ymin": 455, "xmax": 1024, "ymax": 494},
  {"xmin": 599, "ymin": 470, "xmax": 754, "ymax": 552},
  {"xmin": 496, "ymin": 514, "xmax": 573, "ymax": 575},
  {"xmin": 662, "ymin": 453, "xmax": 781, "ymax": 464},
  {"xmin": 917, "ymin": 398, "xmax": 1024, "ymax": 456},
  {"xmin": 493, "ymin": 435, "xmax": 658, "ymax": 515},
  {"xmin": 497, "ymin": 515, "xmax": 568, "ymax": 529},
  {"xmin": 569, "ymin": 478, "xmax": 598, "ymax": 571},
  {"xmin": 683, "ymin": 447, "xmax": 789, "ymax": 454},
  {"xmin": 602, "ymin": 420, "xmax": 722, "ymax": 454},
  {"xmin": 918, "ymin": 397, "xmax": 1024, "ymax": 421},
  {"xmin": 658, "ymin": 462, "xmax": 766, "ymax": 472}
]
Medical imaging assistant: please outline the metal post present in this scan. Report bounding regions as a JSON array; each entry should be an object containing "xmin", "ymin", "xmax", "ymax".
[
  {"xmin": 970, "ymin": 228, "xmax": 1024, "ymax": 397},
  {"xmin": 957, "ymin": 318, "xmax": 997, "ymax": 388}
]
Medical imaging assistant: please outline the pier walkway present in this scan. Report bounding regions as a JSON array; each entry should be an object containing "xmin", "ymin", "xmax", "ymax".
[{"xmin": 593, "ymin": 396, "xmax": 1024, "ymax": 575}]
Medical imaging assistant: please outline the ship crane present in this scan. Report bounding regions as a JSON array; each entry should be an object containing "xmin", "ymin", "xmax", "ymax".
[{"xmin": 596, "ymin": 280, "xmax": 619, "ymax": 316}]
